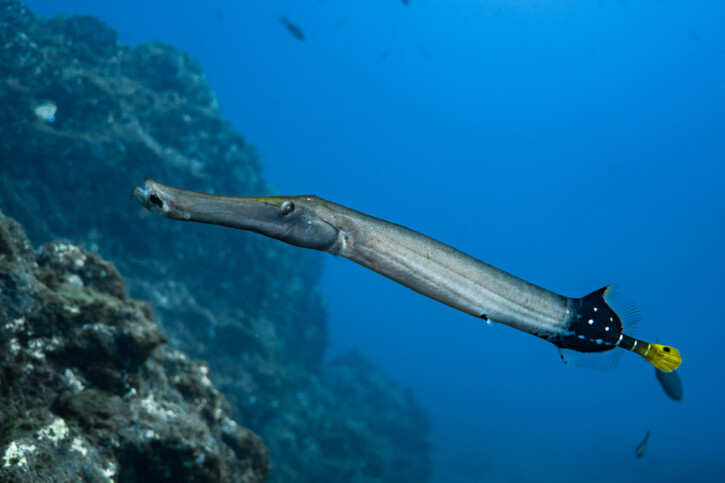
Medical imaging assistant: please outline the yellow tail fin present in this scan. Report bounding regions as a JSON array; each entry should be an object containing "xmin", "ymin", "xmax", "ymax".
[{"xmin": 637, "ymin": 343, "xmax": 681, "ymax": 372}]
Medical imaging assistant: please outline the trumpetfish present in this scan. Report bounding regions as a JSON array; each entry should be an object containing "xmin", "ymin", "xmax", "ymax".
[{"xmin": 131, "ymin": 179, "xmax": 681, "ymax": 372}]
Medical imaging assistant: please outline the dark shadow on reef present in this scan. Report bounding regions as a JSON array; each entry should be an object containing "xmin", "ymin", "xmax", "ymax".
[{"xmin": 0, "ymin": 1, "xmax": 431, "ymax": 481}]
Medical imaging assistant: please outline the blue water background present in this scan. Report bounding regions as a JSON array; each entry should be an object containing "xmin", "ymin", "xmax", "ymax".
[{"xmin": 25, "ymin": 1, "xmax": 725, "ymax": 481}]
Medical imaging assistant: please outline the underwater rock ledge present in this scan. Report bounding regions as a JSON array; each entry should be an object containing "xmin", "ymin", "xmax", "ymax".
[
  {"xmin": 0, "ymin": 208, "xmax": 270, "ymax": 482},
  {"xmin": 0, "ymin": 1, "xmax": 431, "ymax": 481}
]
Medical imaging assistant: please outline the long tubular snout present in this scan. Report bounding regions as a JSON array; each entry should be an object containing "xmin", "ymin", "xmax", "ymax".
[
  {"xmin": 132, "ymin": 178, "xmax": 278, "ymax": 229},
  {"xmin": 131, "ymin": 178, "xmax": 340, "ymax": 250}
]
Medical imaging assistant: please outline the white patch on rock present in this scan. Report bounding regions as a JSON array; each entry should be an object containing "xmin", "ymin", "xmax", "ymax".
[
  {"xmin": 64, "ymin": 368, "xmax": 86, "ymax": 393},
  {"xmin": 70, "ymin": 437, "xmax": 88, "ymax": 456},
  {"xmin": 27, "ymin": 339, "xmax": 47, "ymax": 360},
  {"xmin": 2, "ymin": 441, "xmax": 35, "ymax": 468},
  {"xmin": 8, "ymin": 338, "xmax": 21, "ymax": 356},
  {"xmin": 34, "ymin": 101, "xmax": 57, "ymax": 123},
  {"xmin": 36, "ymin": 418, "xmax": 70, "ymax": 444},
  {"xmin": 141, "ymin": 394, "xmax": 177, "ymax": 420},
  {"xmin": 4, "ymin": 316, "xmax": 26, "ymax": 331},
  {"xmin": 102, "ymin": 461, "xmax": 117, "ymax": 478},
  {"xmin": 63, "ymin": 304, "xmax": 81, "ymax": 314},
  {"xmin": 66, "ymin": 273, "xmax": 84, "ymax": 288}
]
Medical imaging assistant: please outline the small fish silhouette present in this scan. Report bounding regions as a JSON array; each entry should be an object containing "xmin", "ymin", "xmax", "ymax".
[
  {"xmin": 280, "ymin": 17, "xmax": 305, "ymax": 41},
  {"xmin": 635, "ymin": 430, "xmax": 650, "ymax": 458}
]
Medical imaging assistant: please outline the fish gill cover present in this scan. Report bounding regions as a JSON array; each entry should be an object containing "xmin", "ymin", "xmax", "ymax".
[{"xmin": 0, "ymin": 1, "xmax": 431, "ymax": 482}]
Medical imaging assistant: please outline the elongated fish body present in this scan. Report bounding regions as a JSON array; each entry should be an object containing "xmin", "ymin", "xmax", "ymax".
[
  {"xmin": 131, "ymin": 179, "xmax": 681, "ymax": 372},
  {"xmin": 320, "ymin": 199, "xmax": 573, "ymax": 340},
  {"xmin": 315, "ymin": 201, "xmax": 631, "ymax": 356}
]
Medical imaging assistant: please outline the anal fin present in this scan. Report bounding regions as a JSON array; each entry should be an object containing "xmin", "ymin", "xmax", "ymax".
[{"xmin": 558, "ymin": 347, "xmax": 622, "ymax": 372}]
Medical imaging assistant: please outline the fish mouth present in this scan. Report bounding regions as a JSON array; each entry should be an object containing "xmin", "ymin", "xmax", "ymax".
[{"xmin": 131, "ymin": 179, "xmax": 166, "ymax": 215}]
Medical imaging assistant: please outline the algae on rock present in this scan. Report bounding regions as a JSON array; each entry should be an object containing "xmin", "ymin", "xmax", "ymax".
[{"xmin": 0, "ymin": 208, "xmax": 270, "ymax": 482}]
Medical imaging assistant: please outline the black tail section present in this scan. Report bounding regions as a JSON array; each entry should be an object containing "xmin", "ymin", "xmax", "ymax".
[{"xmin": 553, "ymin": 286, "xmax": 623, "ymax": 353}]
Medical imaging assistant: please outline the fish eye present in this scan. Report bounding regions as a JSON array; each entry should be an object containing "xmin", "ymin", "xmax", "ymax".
[
  {"xmin": 280, "ymin": 200, "xmax": 295, "ymax": 216},
  {"xmin": 149, "ymin": 194, "xmax": 163, "ymax": 208}
]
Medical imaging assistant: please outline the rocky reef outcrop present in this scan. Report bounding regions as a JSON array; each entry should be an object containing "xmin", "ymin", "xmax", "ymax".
[
  {"xmin": 0, "ymin": 1, "xmax": 431, "ymax": 481},
  {"xmin": 0, "ymin": 209, "xmax": 269, "ymax": 481}
]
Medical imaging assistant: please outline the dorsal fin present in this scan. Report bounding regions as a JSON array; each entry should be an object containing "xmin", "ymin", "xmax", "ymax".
[{"xmin": 602, "ymin": 285, "xmax": 639, "ymax": 335}]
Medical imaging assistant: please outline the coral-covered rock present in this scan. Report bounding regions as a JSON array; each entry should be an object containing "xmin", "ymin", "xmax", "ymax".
[{"xmin": 0, "ymin": 209, "xmax": 269, "ymax": 482}]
